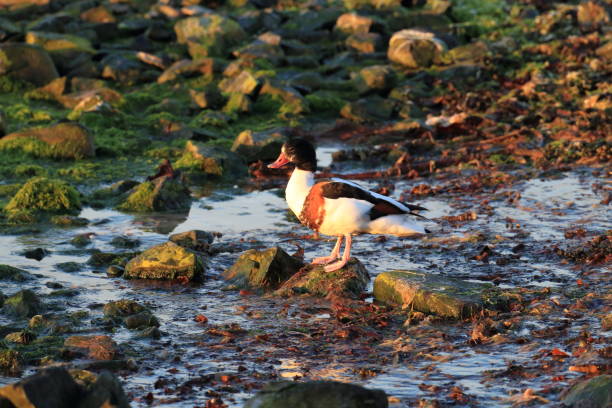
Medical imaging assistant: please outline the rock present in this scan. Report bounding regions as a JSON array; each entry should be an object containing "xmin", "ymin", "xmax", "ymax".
[
  {"xmin": 335, "ymin": 13, "xmax": 373, "ymax": 35},
  {"xmin": 0, "ymin": 43, "xmax": 58, "ymax": 86},
  {"xmin": 2, "ymin": 290, "xmax": 42, "ymax": 318},
  {"xmin": 55, "ymin": 262, "xmax": 81, "ymax": 273},
  {"xmin": 0, "ymin": 367, "xmax": 83, "ymax": 405},
  {"xmin": 123, "ymin": 311, "xmax": 159, "ymax": 329},
  {"xmin": 244, "ymin": 380, "xmax": 388, "ymax": 408},
  {"xmin": 602, "ymin": 313, "xmax": 612, "ymax": 331},
  {"xmin": 449, "ymin": 41, "xmax": 489, "ymax": 64},
  {"xmin": 64, "ymin": 335, "xmax": 118, "ymax": 360},
  {"xmin": 577, "ymin": 1, "xmax": 610, "ymax": 31},
  {"xmin": 223, "ymin": 92, "xmax": 252, "ymax": 114},
  {"xmin": 157, "ymin": 58, "xmax": 218, "ymax": 84},
  {"xmin": 373, "ymin": 271, "xmax": 509, "ymax": 319},
  {"xmin": 223, "ymin": 246, "xmax": 303, "ymax": 290},
  {"xmin": 0, "ymin": 350, "xmax": 20, "ymax": 375},
  {"xmin": 174, "ymin": 14, "xmax": 247, "ymax": 58},
  {"xmin": 106, "ymin": 265, "xmax": 124, "ymax": 278},
  {"xmin": 189, "ymin": 86, "xmax": 224, "ymax": 109},
  {"xmin": 0, "ymin": 265, "xmax": 33, "ymax": 282},
  {"xmin": 340, "ymin": 95, "xmax": 395, "ymax": 123},
  {"xmin": 110, "ymin": 236, "xmax": 140, "ymax": 249},
  {"xmin": 562, "ymin": 375, "xmax": 612, "ymax": 408},
  {"xmin": 3, "ymin": 177, "xmax": 80, "ymax": 222},
  {"xmin": 346, "ymin": 32, "xmax": 384, "ymax": 54},
  {"xmin": 103, "ymin": 299, "xmax": 147, "ymax": 319},
  {"xmin": 50, "ymin": 215, "xmax": 88, "ymax": 227},
  {"xmin": 116, "ymin": 176, "xmax": 191, "ymax": 213},
  {"xmin": 231, "ymin": 128, "xmax": 287, "ymax": 162},
  {"xmin": 387, "ymin": 29, "xmax": 446, "ymax": 68},
  {"xmin": 25, "ymin": 31, "xmax": 95, "ymax": 74},
  {"xmin": 356, "ymin": 65, "xmax": 397, "ymax": 95},
  {"xmin": 0, "ymin": 122, "xmax": 95, "ymax": 159},
  {"xmin": 72, "ymin": 233, "xmax": 94, "ymax": 248},
  {"xmin": 169, "ymin": 230, "xmax": 215, "ymax": 252},
  {"xmin": 22, "ymin": 247, "xmax": 48, "ymax": 261},
  {"xmin": 78, "ymin": 371, "xmax": 130, "ymax": 408},
  {"xmin": 100, "ymin": 53, "xmax": 145, "ymax": 86},
  {"xmin": 176, "ymin": 141, "xmax": 247, "ymax": 178},
  {"xmin": 124, "ymin": 241, "xmax": 205, "ymax": 282},
  {"xmin": 234, "ymin": 40, "xmax": 284, "ymax": 65},
  {"xmin": 219, "ymin": 70, "xmax": 259, "ymax": 95},
  {"xmin": 103, "ymin": 299, "xmax": 159, "ymax": 331},
  {"xmin": 276, "ymin": 258, "xmax": 369, "ymax": 298},
  {"xmin": 87, "ymin": 251, "xmax": 138, "ymax": 267},
  {"xmin": 80, "ymin": 5, "xmax": 116, "ymax": 23},
  {"xmin": 4, "ymin": 330, "xmax": 35, "ymax": 344}
]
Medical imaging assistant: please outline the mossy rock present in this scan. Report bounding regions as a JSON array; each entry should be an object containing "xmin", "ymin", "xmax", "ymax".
[
  {"xmin": 86, "ymin": 251, "xmax": 139, "ymax": 267},
  {"xmin": 223, "ymin": 92, "xmax": 252, "ymax": 114},
  {"xmin": 387, "ymin": 29, "xmax": 445, "ymax": 68},
  {"xmin": 355, "ymin": 65, "xmax": 397, "ymax": 95},
  {"xmin": 373, "ymin": 271, "xmax": 509, "ymax": 319},
  {"xmin": 223, "ymin": 246, "xmax": 303, "ymax": 290},
  {"xmin": 103, "ymin": 299, "xmax": 147, "ymax": 318},
  {"xmin": 244, "ymin": 380, "xmax": 388, "ymax": 408},
  {"xmin": 4, "ymin": 177, "xmax": 80, "ymax": 223},
  {"xmin": 116, "ymin": 176, "xmax": 191, "ymax": 213},
  {"xmin": 219, "ymin": 70, "xmax": 259, "ymax": 95},
  {"xmin": 174, "ymin": 14, "xmax": 247, "ymax": 58},
  {"xmin": 0, "ymin": 265, "xmax": 34, "ymax": 282},
  {"xmin": 0, "ymin": 350, "xmax": 21, "ymax": 376},
  {"xmin": 176, "ymin": 141, "xmax": 247, "ymax": 179},
  {"xmin": 231, "ymin": 128, "xmax": 287, "ymax": 163},
  {"xmin": 124, "ymin": 241, "xmax": 205, "ymax": 282},
  {"xmin": 0, "ymin": 43, "xmax": 59, "ymax": 86},
  {"xmin": 562, "ymin": 375, "xmax": 612, "ymax": 408},
  {"xmin": 2, "ymin": 290, "xmax": 43, "ymax": 318},
  {"xmin": 340, "ymin": 96, "xmax": 395, "ymax": 123},
  {"xmin": 50, "ymin": 215, "xmax": 88, "ymax": 227},
  {"xmin": 169, "ymin": 230, "xmax": 215, "ymax": 252},
  {"xmin": 0, "ymin": 122, "xmax": 95, "ymax": 160},
  {"xmin": 275, "ymin": 258, "xmax": 369, "ymax": 298}
]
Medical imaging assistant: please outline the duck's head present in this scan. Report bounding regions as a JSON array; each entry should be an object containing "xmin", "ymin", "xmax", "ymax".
[{"xmin": 268, "ymin": 138, "xmax": 317, "ymax": 172}]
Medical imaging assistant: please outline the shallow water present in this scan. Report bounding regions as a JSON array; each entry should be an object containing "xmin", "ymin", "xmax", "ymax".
[{"xmin": 0, "ymin": 159, "xmax": 609, "ymax": 406}]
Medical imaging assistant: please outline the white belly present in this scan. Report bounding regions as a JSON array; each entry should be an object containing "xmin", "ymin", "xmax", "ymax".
[{"xmin": 317, "ymin": 198, "xmax": 371, "ymax": 236}]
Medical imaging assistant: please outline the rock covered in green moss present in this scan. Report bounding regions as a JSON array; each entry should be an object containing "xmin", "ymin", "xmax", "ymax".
[
  {"xmin": 0, "ymin": 265, "xmax": 34, "ymax": 282},
  {"xmin": 102, "ymin": 299, "xmax": 159, "ymax": 331},
  {"xmin": 103, "ymin": 299, "xmax": 146, "ymax": 318},
  {"xmin": 231, "ymin": 128, "xmax": 287, "ymax": 162},
  {"xmin": 176, "ymin": 140, "xmax": 247, "ymax": 178},
  {"xmin": 116, "ymin": 176, "xmax": 191, "ymax": 213},
  {"xmin": 223, "ymin": 246, "xmax": 303, "ymax": 290},
  {"xmin": 340, "ymin": 95, "xmax": 395, "ymax": 123},
  {"xmin": 158, "ymin": 58, "xmax": 218, "ymax": 84},
  {"xmin": 0, "ymin": 43, "xmax": 58, "ymax": 86},
  {"xmin": 50, "ymin": 215, "xmax": 88, "ymax": 227},
  {"xmin": 244, "ymin": 380, "xmax": 388, "ymax": 408},
  {"xmin": 169, "ymin": 229, "xmax": 215, "ymax": 252},
  {"xmin": 174, "ymin": 14, "xmax": 247, "ymax": 58},
  {"xmin": 2, "ymin": 290, "xmax": 43, "ymax": 318},
  {"xmin": 219, "ymin": 70, "xmax": 259, "ymax": 95},
  {"xmin": 0, "ymin": 350, "xmax": 21, "ymax": 376},
  {"xmin": 356, "ymin": 65, "xmax": 397, "ymax": 95},
  {"xmin": 25, "ymin": 31, "xmax": 95, "ymax": 74},
  {"xmin": 276, "ymin": 258, "xmax": 369, "ymax": 298},
  {"xmin": 124, "ymin": 241, "xmax": 205, "ymax": 281},
  {"xmin": 3, "ymin": 177, "xmax": 80, "ymax": 223},
  {"xmin": 373, "ymin": 271, "xmax": 509, "ymax": 319},
  {"xmin": 86, "ymin": 251, "xmax": 139, "ymax": 267},
  {"xmin": 0, "ymin": 122, "xmax": 95, "ymax": 159},
  {"xmin": 387, "ymin": 29, "xmax": 445, "ymax": 68},
  {"xmin": 562, "ymin": 375, "xmax": 611, "ymax": 408}
]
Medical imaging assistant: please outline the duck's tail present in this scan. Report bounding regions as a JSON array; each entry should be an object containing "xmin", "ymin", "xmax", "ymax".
[{"xmin": 366, "ymin": 215, "xmax": 429, "ymax": 236}]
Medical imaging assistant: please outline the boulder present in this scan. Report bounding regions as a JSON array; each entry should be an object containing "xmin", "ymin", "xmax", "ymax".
[
  {"xmin": 3, "ymin": 177, "xmax": 81, "ymax": 222},
  {"xmin": 346, "ymin": 32, "xmax": 384, "ymax": 54},
  {"xmin": 0, "ymin": 122, "xmax": 95, "ymax": 159},
  {"xmin": 77, "ymin": 371, "xmax": 130, "ymax": 408},
  {"xmin": 124, "ymin": 241, "xmax": 205, "ymax": 282},
  {"xmin": 388, "ymin": 29, "xmax": 445, "ymax": 68},
  {"xmin": 335, "ymin": 13, "xmax": 373, "ymax": 35},
  {"xmin": 103, "ymin": 299, "xmax": 147, "ymax": 318},
  {"xmin": 231, "ymin": 128, "xmax": 287, "ymax": 162},
  {"xmin": 276, "ymin": 258, "xmax": 369, "ymax": 298},
  {"xmin": 340, "ymin": 96, "xmax": 395, "ymax": 123},
  {"xmin": 100, "ymin": 53, "xmax": 145, "ymax": 86},
  {"xmin": 562, "ymin": 375, "xmax": 612, "ymax": 408},
  {"xmin": 176, "ymin": 141, "xmax": 247, "ymax": 178},
  {"xmin": 169, "ymin": 230, "xmax": 215, "ymax": 252},
  {"xmin": 223, "ymin": 246, "xmax": 303, "ymax": 290},
  {"xmin": 64, "ymin": 335, "xmax": 118, "ymax": 360},
  {"xmin": 373, "ymin": 271, "xmax": 508, "ymax": 319},
  {"xmin": 110, "ymin": 236, "xmax": 140, "ymax": 249},
  {"xmin": 0, "ymin": 265, "xmax": 34, "ymax": 282},
  {"xmin": 174, "ymin": 14, "xmax": 247, "ymax": 58},
  {"xmin": 0, "ymin": 43, "xmax": 58, "ymax": 86},
  {"xmin": 356, "ymin": 65, "xmax": 397, "ymax": 95},
  {"xmin": 116, "ymin": 176, "xmax": 191, "ymax": 213},
  {"xmin": 218, "ymin": 70, "xmax": 259, "ymax": 95},
  {"xmin": 25, "ymin": 31, "xmax": 95, "ymax": 74},
  {"xmin": 244, "ymin": 380, "xmax": 388, "ymax": 408},
  {"xmin": 0, "ymin": 367, "xmax": 80, "ymax": 406},
  {"xmin": 2, "ymin": 290, "xmax": 43, "ymax": 318}
]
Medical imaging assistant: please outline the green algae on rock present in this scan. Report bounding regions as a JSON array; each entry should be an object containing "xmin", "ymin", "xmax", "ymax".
[
  {"xmin": 4, "ymin": 177, "xmax": 80, "ymax": 223},
  {"xmin": 0, "ymin": 122, "xmax": 95, "ymax": 159},
  {"xmin": 176, "ymin": 140, "xmax": 247, "ymax": 179},
  {"xmin": 373, "ymin": 271, "xmax": 509, "ymax": 319},
  {"xmin": 223, "ymin": 246, "xmax": 303, "ymax": 290},
  {"xmin": 0, "ymin": 43, "xmax": 58, "ymax": 86},
  {"xmin": 231, "ymin": 128, "xmax": 287, "ymax": 163},
  {"xmin": 116, "ymin": 176, "xmax": 191, "ymax": 213},
  {"xmin": 2, "ymin": 289, "xmax": 43, "ymax": 318},
  {"xmin": 276, "ymin": 258, "xmax": 369, "ymax": 298},
  {"xmin": 562, "ymin": 375, "xmax": 612, "ymax": 408},
  {"xmin": 169, "ymin": 229, "xmax": 215, "ymax": 252},
  {"xmin": 174, "ymin": 14, "xmax": 247, "ymax": 58},
  {"xmin": 124, "ymin": 241, "xmax": 205, "ymax": 282},
  {"xmin": 244, "ymin": 380, "xmax": 388, "ymax": 408},
  {"xmin": 0, "ymin": 265, "xmax": 34, "ymax": 282},
  {"xmin": 0, "ymin": 350, "xmax": 21, "ymax": 376}
]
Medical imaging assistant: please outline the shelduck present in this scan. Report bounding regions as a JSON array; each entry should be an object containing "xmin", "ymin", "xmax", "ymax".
[{"xmin": 269, "ymin": 139, "xmax": 430, "ymax": 272}]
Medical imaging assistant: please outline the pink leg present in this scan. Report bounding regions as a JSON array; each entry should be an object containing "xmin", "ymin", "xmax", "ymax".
[
  {"xmin": 324, "ymin": 234, "xmax": 352, "ymax": 272},
  {"xmin": 312, "ymin": 236, "xmax": 343, "ymax": 265}
]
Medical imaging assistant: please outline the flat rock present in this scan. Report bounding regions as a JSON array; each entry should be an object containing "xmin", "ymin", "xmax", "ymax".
[
  {"xmin": 276, "ymin": 258, "xmax": 369, "ymax": 298},
  {"xmin": 562, "ymin": 375, "xmax": 612, "ymax": 408},
  {"xmin": 124, "ymin": 241, "xmax": 205, "ymax": 282},
  {"xmin": 373, "ymin": 271, "xmax": 508, "ymax": 319},
  {"xmin": 223, "ymin": 246, "xmax": 303, "ymax": 290},
  {"xmin": 64, "ymin": 335, "xmax": 118, "ymax": 360},
  {"xmin": 244, "ymin": 380, "xmax": 388, "ymax": 408}
]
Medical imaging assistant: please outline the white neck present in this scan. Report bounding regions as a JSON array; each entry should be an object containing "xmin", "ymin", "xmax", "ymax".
[{"xmin": 285, "ymin": 168, "xmax": 315, "ymax": 217}]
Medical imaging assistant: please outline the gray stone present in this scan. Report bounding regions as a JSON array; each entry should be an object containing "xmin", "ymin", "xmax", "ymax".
[{"xmin": 562, "ymin": 375, "xmax": 612, "ymax": 408}]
